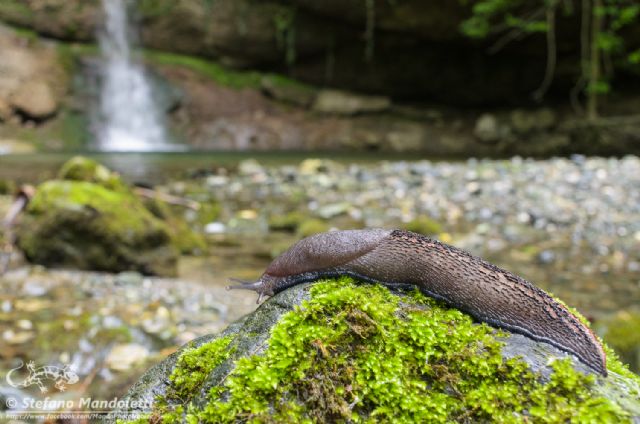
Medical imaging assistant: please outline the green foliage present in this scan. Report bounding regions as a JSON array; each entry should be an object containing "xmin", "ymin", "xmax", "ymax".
[
  {"xmin": 460, "ymin": 0, "xmax": 640, "ymax": 115},
  {"xmin": 156, "ymin": 278, "xmax": 633, "ymax": 423},
  {"xmin": 460, "ymin": 0, "xmax": 525, "ymax": 38},
  {"xmin": 273, "ymin": 7, "xmax": 296, "ymax": 66}
]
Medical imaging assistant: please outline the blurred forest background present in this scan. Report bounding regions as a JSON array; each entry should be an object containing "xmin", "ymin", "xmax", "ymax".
[{"xmin": 1, "ymin": 0, "xmax": 640, "ymax": 156}]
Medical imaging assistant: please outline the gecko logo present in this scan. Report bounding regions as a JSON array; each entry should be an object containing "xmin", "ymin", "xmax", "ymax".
[{"xmin": 5, "ymin": 360, "xmax": 79, "ymax": 393}]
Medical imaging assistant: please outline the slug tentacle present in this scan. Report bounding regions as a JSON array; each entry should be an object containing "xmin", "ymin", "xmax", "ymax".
[
  {"xmin": 227, "ymin": 278, "xmax": 269, "ymax": 303},
  {"xmin": 235, "ymin": 229, "xmax": 608, "ymax": 376}
]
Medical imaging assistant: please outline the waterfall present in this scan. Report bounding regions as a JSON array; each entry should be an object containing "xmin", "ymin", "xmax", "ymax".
[{"xmin": 96, "ymin": 0, "xmax": 175, "ymax": 151}]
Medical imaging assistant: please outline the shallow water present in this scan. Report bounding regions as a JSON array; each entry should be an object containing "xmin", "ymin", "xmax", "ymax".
[{"xmin": 0, "ymin": 152, "xmax": 449, "ymax": 184}]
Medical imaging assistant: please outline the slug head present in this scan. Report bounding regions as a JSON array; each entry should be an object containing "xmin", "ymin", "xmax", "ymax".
[
  {"xmin": 227, "ymin": 229, "xmax": 392, "ymax": 303},
  {"xmin": 226, "ymin": 275, "xmax": 280, "ymax": 303}
]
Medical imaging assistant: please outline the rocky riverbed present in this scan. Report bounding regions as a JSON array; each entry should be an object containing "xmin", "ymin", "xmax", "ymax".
[{"xmin": 1, "ymin": 155, "xmax": 639, "ymax": 406}]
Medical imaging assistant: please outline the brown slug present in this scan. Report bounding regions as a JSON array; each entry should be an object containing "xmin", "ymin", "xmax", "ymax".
[{"xmin": 228, "ymin": 229, "xmax": 607, "ymax": 376}]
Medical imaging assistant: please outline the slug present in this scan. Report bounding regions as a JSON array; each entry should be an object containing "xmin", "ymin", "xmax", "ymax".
[{"xmin": 228, "ymin": 229, "xmax": 607, "ymax": 376}]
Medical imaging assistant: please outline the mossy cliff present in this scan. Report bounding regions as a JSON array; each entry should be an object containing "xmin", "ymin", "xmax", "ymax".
[
  {"xmin": 16, "ymin": 157, "xmax": 190, "ymax": 276},
  {"xmin": 117, "ymin": 278, "xmax": 640, "ymax": 423}
]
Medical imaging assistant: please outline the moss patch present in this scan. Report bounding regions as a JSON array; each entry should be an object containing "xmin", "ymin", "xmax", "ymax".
[
  {"xmin": 296, "ymin": 218, "xmax": 330, "ymax": 238},
  {"xmin": 268, "ymin": 211, "xmax": 307, "ymax": 232},
  {"xmin": 142, "ymin": 196, "xmax": 207, "ymax": 255},
  {"xmin": 402, "ymin": 216, "xmax": 443, "ymax": 236},
  {"xmin": 58, "ymin": 156, "xmax": 126, "ymax": 191},
  {"xmin": 168, "ymin": 336, "xmax": 234, "ymax": 402},
  {"xmin": 598, "ymin": 311, "xmax": 640, "ymax": 373},
  {"xmin": 17, "ymin": 179, "xmax": 178, "ymax": 276},
  {"xmin": 154, "ymin": 278, "xmax": 636, "ymax": 423},
  {"xmin": 145, "ymin": 51, "xmax": 263, "ymax": 90}
]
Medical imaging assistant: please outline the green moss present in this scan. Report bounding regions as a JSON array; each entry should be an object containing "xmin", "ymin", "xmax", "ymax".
[
  {"xmin": 18, "ymin": 179, "xmax": 177, "ymax": 275},
  {"xmin": 402, "ymin": 216, "xmax": 443, "ymax": 236},
  {"xmin": 296, "ymin": 219, "xmax": 330, "ymax": 238},
  {"xmin": 598, "ymin": 311, "xmax": 640, "ymax": 373},
  {"xmin": 0, "ymin": 0, "xmax": 34, "ymax": 22},
  {"xmin": 142, "ymin": 197, "xmax": 207, "ymax": 255},
  {"xmin": 0, "ymin": 179, "xmax": 16, "ymax": 195},
  {"xmin": 11, "ymin": 26, "xmax": 39, "ymax": 42},
  {"xmin": 261, "ymin": 74, "xmax": 313, "ymax": 93},
  {"xmin": 155, "ymin": 278, "xmax": 634, "ymax": 423},
  {"xmin": 268, "ymin": 211, "xmax": 307, "ymax": 232},
  {"xmin": 137, "ymin": 0, "xmax": 175, "ymax": 18},
  {"xmin": 168, "ymin": 336, "xmax": 234, "ymax": 402},
  {"xmin": 58, "ymin": 156, "xmax": 125, "ymax": 191},
  {"xmin": 145, "ymin": 51, "xmax": 263, "ymax": 89},
  {"xmin": 27, "ymin": 181, "xmax": 143, "ymax": 228}
]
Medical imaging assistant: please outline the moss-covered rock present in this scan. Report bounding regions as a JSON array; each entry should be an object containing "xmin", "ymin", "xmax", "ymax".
[
  {"xmin": 58, "ymin": 156, "xmax": 126, "ymax": 191},
  {"xmin": 117, "ymin": 278, "xmax": 640, "ymax": 423},
  {"xmin": 16, "ymin": 179, "xmax": 178, "ymax": 276},
  {"xmin": 142, "ymin": 196, "xmax": 207, "ymax": 255}
]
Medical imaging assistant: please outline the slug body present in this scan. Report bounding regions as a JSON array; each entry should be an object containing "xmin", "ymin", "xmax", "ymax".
[{"xmin": 229, "ymin": 229, "xmax": 607, "ymax": 376}]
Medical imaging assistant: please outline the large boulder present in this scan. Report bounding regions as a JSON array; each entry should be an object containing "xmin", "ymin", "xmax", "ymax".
[
  {"xmin": 16, "ymin": 158, "xmax": 179, "ymax": 276},
  {"xmin": 0, "ymin": 25, "xmax": 66, "ymax": 122},
  {"xmin": 117, "ymin": 278, "xmax": 640, "ymax": 422}
]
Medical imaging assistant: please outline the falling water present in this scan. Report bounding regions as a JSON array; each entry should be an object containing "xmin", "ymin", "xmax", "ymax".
[{"xmin": 96, "ymin": 0, "xmax": 175, "ymax": 151}]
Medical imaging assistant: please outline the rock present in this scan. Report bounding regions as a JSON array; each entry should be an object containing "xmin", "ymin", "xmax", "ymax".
[
  {"xmin": 114, "ymin": 271, "xmax": 144, "ymax": 286},
  {"xmin": 106, "ymin": 343, "xmax": 149, "ymax": 371},
  {"xmin": 509, "ymin": 108, "xmax": 556, "ymax": 134},
  {"xmin": 268, "ymin": 211, "xmax": 307, "ymax": 232},
  {"xmin": 0, "ymin": 29, "xmax": 66, "ymax": 124},
  {"xmin": 16, "ymin": 176, "xmax": 179, "ymax": 276},
  {"xmin": 10, "ymin": 80, "xmax": 57, "ymax": 120},
  {"xmin": 473, "ymin": 113, "xmax": 501, "ymax": 142},
  {"xmin": 0, "ymin": 97, "xmax": 12, "ymax": 121},
  {"xmin": 0, "ymin": 139, "xmax": 36, "ymax": 154},
  {"xmin": 260, "ymin": 75, "xmax": 316, "ymax": 107},
  {"xmin": 312, "ymin": 89, "xmax": 391, "ymax": 115},
  {"xmin": 316, "ymin": 202, "xmax": 351, "ymax": 219},
  {"xmin": 237, "ymin": 159, "xmax": 265, "ymax": 176},
  {"xmin": 117, "ymin": 279, "xmax": 640, "ymax": 422},
  {"xmin": 204, "ymin": 222, "xmax": 226, "ymax": 234},
  {"xmin": 298, "ymin": 158, "xmax": 330, "ymax": 175},
  {"xmin": 57, "ymin": 156, "xmax": 124, "ymax": 190}
]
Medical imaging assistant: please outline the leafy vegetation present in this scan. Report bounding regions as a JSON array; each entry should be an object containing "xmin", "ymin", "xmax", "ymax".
[
  {"xmin": 150, "ymin": 278, "xmax": 636, "ymax": 423},
  {"xmin": 461, "ymin": 0, "xmax": 640, "ymax": 120}
]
